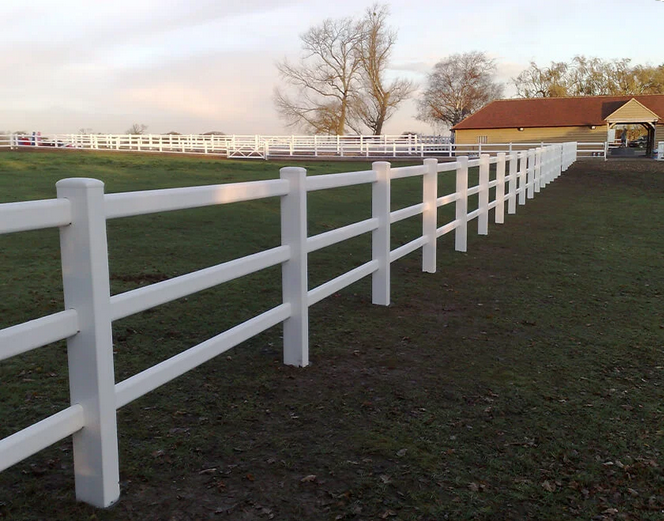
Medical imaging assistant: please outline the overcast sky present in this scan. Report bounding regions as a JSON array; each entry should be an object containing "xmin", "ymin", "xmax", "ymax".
[{"xmin": 2, "ymin": 0, "xmax": 663, "ymax": 135}]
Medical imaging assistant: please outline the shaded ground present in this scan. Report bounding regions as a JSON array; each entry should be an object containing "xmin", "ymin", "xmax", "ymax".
[{"xmin": 0, "ymin": 154, "xmax": 663, "ymax": 520}]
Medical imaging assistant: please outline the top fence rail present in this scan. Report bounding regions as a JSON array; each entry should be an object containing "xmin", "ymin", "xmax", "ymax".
[{"xmin": 0, "ymin": 132, "xmax": 609, "ymax": 160}]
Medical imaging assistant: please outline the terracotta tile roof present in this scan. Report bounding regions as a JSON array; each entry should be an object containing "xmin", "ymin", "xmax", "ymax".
[{"xmin": 451, "ymin": 95, "xmax": 664, "ymax": 130}]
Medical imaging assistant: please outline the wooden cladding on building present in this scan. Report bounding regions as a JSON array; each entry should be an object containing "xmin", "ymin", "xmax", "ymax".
[{"xmin": 455, "ymin": 126, "xmax": 608, "ymax": 145}]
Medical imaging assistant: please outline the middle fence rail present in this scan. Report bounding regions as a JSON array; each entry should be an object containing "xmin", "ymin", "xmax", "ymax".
[{"xmin": 0, "ymin": 142, "xmax": 578, "ymax": 508}]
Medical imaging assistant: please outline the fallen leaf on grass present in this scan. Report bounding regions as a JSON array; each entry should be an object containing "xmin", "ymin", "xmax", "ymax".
[
  {"xmin": 300, "ymin": 474, "xmax": 317, "ymax": 483},
  {"xmin": 380, "ymin": 510, "xmax": 397, "ymax": 518},
  {"xmin": 396, "ymin": 449, "xmax": 407, "ymax": 457},
  {"xmin": 541, "ymin": 480, "xmax": 556, "ymax": 492}
]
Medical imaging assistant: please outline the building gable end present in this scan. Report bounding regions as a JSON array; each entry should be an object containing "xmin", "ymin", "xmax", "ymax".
[{"xmin": 605, "ymin": 98, "xmax": 660, "ymax": 123}]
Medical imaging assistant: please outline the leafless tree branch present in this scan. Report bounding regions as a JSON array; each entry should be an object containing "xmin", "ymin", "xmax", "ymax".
[{"xmin": 416, "ymin": 51, "xmax": 503, "ymax": 129}]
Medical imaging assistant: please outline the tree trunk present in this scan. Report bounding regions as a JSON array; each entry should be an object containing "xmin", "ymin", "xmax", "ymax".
[{"xmin": 338, "ymin": 96, "xmax": 348, "ymax": 135}]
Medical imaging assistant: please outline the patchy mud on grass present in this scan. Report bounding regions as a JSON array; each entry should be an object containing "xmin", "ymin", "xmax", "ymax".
[{"xmin": 1, "ymin": 157, "xmax": 663, "ymax": 520}]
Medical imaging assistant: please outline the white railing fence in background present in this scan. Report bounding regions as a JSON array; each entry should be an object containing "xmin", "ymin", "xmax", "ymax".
[
  {"xmin": 2, "ymin": 132, "xmax": 599, "ymax": 160},
  {"xmin": 657, "ymin": 141, "xmax": 664, "ymax": 161},
  {"xmin": 4, "ymin": 133, "xmax": 447, "ymax": 159},
  {"xmin": 0, "ymin": 143, "xmax": 577, "ymax": 508}
]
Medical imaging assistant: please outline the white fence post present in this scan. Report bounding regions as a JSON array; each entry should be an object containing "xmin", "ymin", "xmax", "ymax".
[
  {"xmin": 527, "ymin": 149, "xmax": 535, "ymax": 200},
  {"xmin": 422, "ymin": 158, "xmax": 438, "ymax": 273},
  {"xmin": 548, "ymin": 146, "xmax": 555, "ymax": 184},
  {"xmin": 372, "ymin": 161, "xmax": 391, "ymax": 305},
  {"xmin": 534, "ymin": 148, "xmax": 542, "ymax": 193},
  {"xmin": 495, "ymin": 152, "xmax": 506, "ymax": 224},
  {"xmin": 518, "ymin": 152, "xmax": 527, "ymax": 206},
  {"xmin": 55, "ymin": 178, "xmax": 120, "ymax": 508},
  {"xmin": 508, "ymin": 153, "xmax": 517, "ymax": 214},
  {"xmin": 455, "ymin": 156, "xmax": 468, "ymax": 252},
  {"xmin": 279, "ymin": 167, "xmax": 309, "ymax": 367},
  {"xmin": 557, "ymin": 145, "xmax": 563, "ymax": 178},
  {"xmin": 478, "ymin": 154, "xmax": 490, "ymax": 235}
]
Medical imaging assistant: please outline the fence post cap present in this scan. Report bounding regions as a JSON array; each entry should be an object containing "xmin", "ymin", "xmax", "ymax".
[
  {"xmin": 372, "ymin": 161, "xmax": 391, "ymax": 169},
  {"xmin": 55, "ymin": 178, "xmax": 104, "ymax": 189},
  {"xmin": 279, "ymin": 166, "xmax": 306, "ymax": 177}
]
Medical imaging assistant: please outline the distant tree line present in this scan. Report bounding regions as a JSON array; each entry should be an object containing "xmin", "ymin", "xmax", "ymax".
[
  {"xmin": 513, "ymin": 56, "xmax": 664, "ymax": 98},
  {"xmin": 416, "ymin": 54, "xmax": 664, "ymax": 132}
]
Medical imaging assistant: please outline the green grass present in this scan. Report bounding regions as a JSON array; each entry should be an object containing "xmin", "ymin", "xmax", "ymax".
[{"xmin": 0, "ymin": 150, "xmax": 663, "ymax": 520}]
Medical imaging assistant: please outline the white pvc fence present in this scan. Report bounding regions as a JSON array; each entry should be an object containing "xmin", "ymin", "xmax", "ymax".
[
  {"xmin": 0, "ymin": 142, "xmax": 577, "ymax": 508},
  {"xmin": 4, "ymin": 133, "xmax": 447, "ymax": 159},
  {"xmin": 1, "ymin": 132, "xmax": 601, "ymax": 160},
  {"xmin": 657, "ymin": 141, "xmax": 664, "ymax": 161}
]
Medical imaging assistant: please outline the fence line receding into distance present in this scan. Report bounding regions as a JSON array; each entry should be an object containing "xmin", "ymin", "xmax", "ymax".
[
  {"xmin": 0, "ymin": 132, "xmax": 607, "ymax": 159},
  {"xmin": 0, "ymin": 143, "xmax": 577, "ymax": 508}
]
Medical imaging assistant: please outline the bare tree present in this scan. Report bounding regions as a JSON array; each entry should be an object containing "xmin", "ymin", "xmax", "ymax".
[
  {"xmin": 274, "ymin": 17, "xmax": 363, "ymax": 135},
  {"xmin": 126, "ymin": 123, "xmax": 148, "ymax": 135},
  {"xmin": 513, "ymin": 61, "xmax": 569, "ymax": 98},
  {"xmin": 417, "ymin": 52, "xmax": 503, "ymax": 129},
  {"xmin": 513, "ymin": 56, "xmax": 664, "ymax": 98},
  {"xmin": 567, "ymin": 56, "xmax": 614, "ymax": 96},
  {"xmin": 632, "ymin": 63, "xmax": 664, "ymax": 94},
  {"xmin": 350, "ymin": 4, "xmax": 415, "ymax": 135}
]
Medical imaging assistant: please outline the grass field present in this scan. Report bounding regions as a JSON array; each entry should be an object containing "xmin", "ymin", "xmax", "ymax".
[{"xmin": 1, "ymin": 151, "xmax": 663, "ymax": 520}]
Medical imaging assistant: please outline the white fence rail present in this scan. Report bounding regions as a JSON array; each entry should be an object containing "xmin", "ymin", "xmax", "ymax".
[
  {"xmin": 4, "ymin": 133, "xmax": 447, "ymax": 159},
  {"xmin": 657, "ymin": 141, "xmax": 664, "ymax": 161},
  {"xmin": 2, "ymin": 132, "xmax": 602, "ymax": 160},
  {"xmin": 0, "ymin": 142, "xmax": 578, "ymax": 507}
]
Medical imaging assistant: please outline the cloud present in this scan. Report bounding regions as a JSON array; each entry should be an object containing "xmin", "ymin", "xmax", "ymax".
[
  {"xmin": 6, "ymin": 0, "xmax": 661, "ymax": 137},
  {"xmin": 389, "ymin": 61, "xmax": 432, "ymax": 75},
  {"xmin": 0, "ymin": 0, "xmax": 302, "ymax": 80}
]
